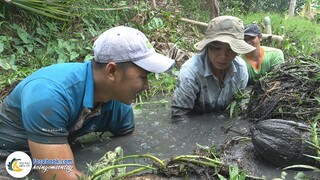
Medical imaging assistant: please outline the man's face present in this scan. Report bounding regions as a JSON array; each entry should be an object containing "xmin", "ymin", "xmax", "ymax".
[
  {"xmin": 207, "ymin": 41, "xmax": 237, "ymax": 71},
  {"xmin": 244, "ymin": 35, "xmax": 262, "ymax": 48},
  {"xmin": 115, "ymin": 63, "xmax": 149, "ymax": 104}
]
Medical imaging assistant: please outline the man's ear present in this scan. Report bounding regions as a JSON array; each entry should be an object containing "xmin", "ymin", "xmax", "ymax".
[
  {"xmin": 105, "ymin": 62, "xmax": 118, "ymax": 80},
  {"xmin": 258, "ymin": 34, "xmax": 263, "ymax": 41}
]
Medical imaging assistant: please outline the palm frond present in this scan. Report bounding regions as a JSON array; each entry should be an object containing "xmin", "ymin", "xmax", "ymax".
[{"xmin": 5, "ymin": 0, "xmax": 80, "ymax": 21}]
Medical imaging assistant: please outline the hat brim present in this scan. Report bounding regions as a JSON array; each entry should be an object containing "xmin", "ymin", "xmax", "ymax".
[
  {"xmin": 194, "ymin": 35, "xmax": 256, "ymax": 54},
  {"xmin": 133, "ymin": 52, "xmax": 175, "ymax": 73}
]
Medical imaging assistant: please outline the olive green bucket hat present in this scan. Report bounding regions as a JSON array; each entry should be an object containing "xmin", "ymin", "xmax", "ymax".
[{"xmin": 194, "ymin": 16, "xmax": 255, "ymax": 54}]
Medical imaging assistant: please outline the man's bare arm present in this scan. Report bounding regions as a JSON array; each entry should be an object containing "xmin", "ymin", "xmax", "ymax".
[{"xmin": 28, "ymin": 140, "xmax": 85, "ymax": 180}]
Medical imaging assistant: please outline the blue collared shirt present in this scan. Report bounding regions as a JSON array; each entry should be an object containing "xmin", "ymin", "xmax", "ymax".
[
  {"xmin": 0, "ymin": 61, "xmax": 134, "ymax": 149},
  {"xmin": 171, "ymin": 51, "xmax": 248, "ymax": 117}
]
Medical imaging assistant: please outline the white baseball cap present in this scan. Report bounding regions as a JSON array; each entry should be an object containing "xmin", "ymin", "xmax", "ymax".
[{"xmin": 93, "ymin": 26, "xmax": 175, "ymax": 73}]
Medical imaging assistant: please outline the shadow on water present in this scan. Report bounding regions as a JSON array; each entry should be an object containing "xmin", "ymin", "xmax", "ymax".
[{"xmin": 71, "ymin": 99, "xmax": 319, "ymax": 179}]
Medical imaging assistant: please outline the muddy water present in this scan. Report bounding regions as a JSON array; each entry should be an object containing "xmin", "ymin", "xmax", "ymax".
[{"xmin": 71, "ymin": 100, "xmax": 319, "ymax": 179}]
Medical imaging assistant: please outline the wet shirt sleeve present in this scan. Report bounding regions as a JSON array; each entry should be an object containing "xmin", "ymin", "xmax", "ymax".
[
  {"xmin": 21, "ymin": 79, "xmax": 71, "ymax": 144},
  {"xmin": 171, "ymin": 66, "xmax": 199, "ymax": 117}
]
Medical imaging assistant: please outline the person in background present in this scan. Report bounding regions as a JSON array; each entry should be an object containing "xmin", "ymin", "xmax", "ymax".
[
  {"xmin": 0, "ymin": 26, "xmax": 175, "ymax": 179},
  {"xmin": 242, "ymin": 24, "xmax": 284, "ymax": 84},
  {"xmin": 171, "ymin": 16, "xmax": 255, "ymax": 119}
]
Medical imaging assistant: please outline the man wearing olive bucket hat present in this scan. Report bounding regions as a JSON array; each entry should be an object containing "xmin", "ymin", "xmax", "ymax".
[{"xmin": 171, "ymin": 16, "xmax": 255, "ymax": 118}]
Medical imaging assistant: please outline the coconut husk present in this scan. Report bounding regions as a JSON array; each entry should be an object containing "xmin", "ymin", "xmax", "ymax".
[{"xmin": 250, "ymin": 119, "xmax": 318, "ymax": 167}]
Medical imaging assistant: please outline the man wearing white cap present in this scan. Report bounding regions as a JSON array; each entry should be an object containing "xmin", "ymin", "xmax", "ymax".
[
  {"xmin": 0, "ymin": 26, "xmax": 174, "ymax": 179},
  {"xmin": 171, "ymin": 16, "xmax": 255, "ymax": 118}
]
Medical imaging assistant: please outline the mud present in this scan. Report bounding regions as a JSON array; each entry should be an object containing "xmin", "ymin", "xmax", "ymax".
[{"xmin": 71, "ymin": 100, "xmax": 319, "ymax": 179}]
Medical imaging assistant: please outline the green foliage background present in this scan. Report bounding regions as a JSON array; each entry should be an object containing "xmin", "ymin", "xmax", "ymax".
[{"xmin": 0, "ymin": 0, "xmax": 320, "ymax": 100}]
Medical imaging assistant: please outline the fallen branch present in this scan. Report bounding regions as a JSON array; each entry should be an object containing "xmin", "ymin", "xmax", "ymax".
[{"xmin": 173, "ymin": 16, "xmax": 208, "ymax": 27}]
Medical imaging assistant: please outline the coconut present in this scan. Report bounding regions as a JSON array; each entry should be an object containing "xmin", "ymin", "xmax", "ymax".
[{"xmin": 250, "ymin": 119, "xmax": 319, "ymax": 167}]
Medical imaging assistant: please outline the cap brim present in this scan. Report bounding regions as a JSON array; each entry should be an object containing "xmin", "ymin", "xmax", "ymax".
[
  {"xmin": 133, "ymin": 52, "xmax": 175, "ymax": 73},
  {"xmin": 244, "ymin": 33, "xmax": 258, "ymax": 37},
  {"xmin": 194, "ymin": 35, "xmax": 255, "ymax": 54}
]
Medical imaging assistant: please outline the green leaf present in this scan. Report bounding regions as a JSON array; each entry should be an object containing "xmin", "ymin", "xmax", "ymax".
[
  {"xmin": 0, "ymin": 59, "xmax": 11, "ymax": 70},
  {"xmin": 228, "ymin": 101, "xmax": 237, "ymax": 118},
  {"xmin": 8, "ymin": 54, "xmax": 16, "ymax": 66},
  {"xmin": 0, "ymin": 35, "xmax": 13, "ymax": 43},
  {"xmin": 34, "ymin": 37, "xmax": 46, "ymax": 46},
  {"xmin": 0, "ymin": 42, "xmax": 4, "ymax": 53},
  {"xmin": 88, "ymin": 27, "xmax": 98, "ymax": 37},
  {"xmin": 11, "ymin": 36, "xmax": 22, "ymax": 45},
  {"xmin": 70, "ymin": 52, "xmax": 79, "ymax": 61},
  {"xmin": 84, "ymin": 54, "xmax": 94, "ymax": 61},
  {"xmin": 46, "ymin": 22, "xmax": 59, "ymax": 32},
  {"xmin": 294, "ymin": 172, "xmax": 310, "ymax": 180},
  {"xmin": 280, "ymin": 171, "xmax": 287, "ymax": 179},
  {"xmin": 238, "ymin": 170, "xmax": 247, "ymax": 180},
  {"xmin": 229, "ymin": 165, "xmax": 239, "ymax": 180},
  {"xmin": 77, "ymin": 32, "xmax": 86, "ymax": 40},
  {"xmin": 218, "ymin": 174, "xmax": 227, "ymax": 180},
  {"xmin": 13, "ymin": 45, "xmax": 24, "ymax": 54},
  {"xmin": 58, "ymin": 54, "xmax": 68, "ymax": 63},
  {"xmin": 36, "ymin": 27, "xmax": 49, "ymax": 37},
  {"xmin": 16, "ymin": 27, "xmax": 32, "ymax": 44},
  {"xmin": 147, "ymin": 17, "xmax": 164, "ymax": 31},
  {"xmin": 25, "ymin": 44, "xmax": 34, "ymax": 53}
]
